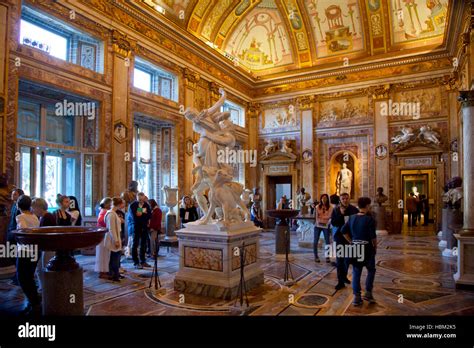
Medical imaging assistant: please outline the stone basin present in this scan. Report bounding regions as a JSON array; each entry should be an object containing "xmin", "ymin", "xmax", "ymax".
[
  {"xmin": 13, "ymin": 226, "xmax": 107, "ymax": 316},
  {"xmin": 14, "ymin": 226, "xmax": 107, "ymax": 251}
]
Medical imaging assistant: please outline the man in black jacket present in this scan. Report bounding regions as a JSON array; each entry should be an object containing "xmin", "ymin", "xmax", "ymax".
[
  {"xmin": 330, "ymin": 192, "xmax": 359, "ymax": 290},
  {"xmin": 129, "ymin": 192, "xmax": 152, "ymax": 269}
]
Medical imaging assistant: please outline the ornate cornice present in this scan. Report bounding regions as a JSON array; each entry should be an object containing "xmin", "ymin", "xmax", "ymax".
[
  {"xmin": 458, "ymin": 90, "xmax": 474, "ymax": 107},
  {"xmin": 209, "ymin": 81, "xmax": 221, "ymax": 100},
  {"xmin": 112, "ymin": 30, "xmax": 136, "ymax": 58}
]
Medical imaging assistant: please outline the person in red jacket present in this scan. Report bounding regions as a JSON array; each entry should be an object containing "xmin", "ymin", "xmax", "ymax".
[{"xmin": 148, "ymin": 199, "xmax": 163, "ymax": 257}]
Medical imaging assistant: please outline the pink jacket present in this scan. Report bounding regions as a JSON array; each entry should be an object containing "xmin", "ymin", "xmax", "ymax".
[{"xmin": 316, "ymin": 205, "xmax": 333, "ymax": 226}]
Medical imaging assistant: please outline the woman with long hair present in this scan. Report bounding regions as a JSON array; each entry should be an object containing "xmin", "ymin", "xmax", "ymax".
[
  {"xmin": 54, "ymin": 194, "xmax": 72, "ymax": 226},
  {"xmin": 314, "ymin": 193, "xmax": 333, "ymax": 263},
  {"xmin": 179, "ymin": 195, "xmax": 198, "ymax": 227},
  {"xmin": 95, "ymin": 197, "xmax": 112, "ymax": 279},
  {"xmin": 68, "ymin": 196, "xmax": 82, "ymax": 226}
]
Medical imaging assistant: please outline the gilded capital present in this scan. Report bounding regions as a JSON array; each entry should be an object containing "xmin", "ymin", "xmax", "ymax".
[
  {"xmin": 458, "ymin": 90, "xmax": 474, "ymax": 107},
  {"xmin": 183, "ymin": 68, "xmax": 200, "ymax": 87},
  {"xmin": 112, "ymin": 30, "xmax": 136, "ymax": 58},
  {"xmin": 370, "ymin": 84, "xmax": 391, "ymax": 99},
  {"xmin": 209, "ymin": 82, "xmax": 221, "ymax": 100},
  {"xmin": 297, "ymin": 95, "xmax": 314, "ymax": 110},
  {"xmin": 247, "ymin": 102, "xmax": 261, "ymax": 118}
]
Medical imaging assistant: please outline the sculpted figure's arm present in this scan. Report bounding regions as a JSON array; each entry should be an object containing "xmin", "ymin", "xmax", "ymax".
[
  {"xmin": 203, "ymin": 131, "xmax": 236, "ymax": 148},
  {"xmin": 207, "ymin": 88, "xmax": 226, "ymax": 116}
]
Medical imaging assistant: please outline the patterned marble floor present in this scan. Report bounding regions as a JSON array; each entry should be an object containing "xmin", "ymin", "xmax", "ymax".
[{"xmin": 1, "ymin": 231, "xmax": 474, "ymax": 316}]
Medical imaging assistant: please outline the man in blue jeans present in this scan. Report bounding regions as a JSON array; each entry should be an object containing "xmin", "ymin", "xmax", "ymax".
[
  {"xmin": 342, "ymin": 196, "xmax": 377, "ymax": 306},
  {"xmin": 129, "ymin": 192, "xmax": 152, "ymax": 269},
  {"xmin": 330, "ymin": 192, "xmax": 359, "ymax": 290}
]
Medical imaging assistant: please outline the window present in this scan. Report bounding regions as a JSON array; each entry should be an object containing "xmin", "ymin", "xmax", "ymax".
[
  {"xmin": 20, "ymin": 19, "xmax": 68, "ymax": 60},
  {"xmin": 133, "ymin": 68, "xmax": 152, "ymax": 92},
  {"xmin": 133, "ymin": 57, "xmax": 178, "ymax": 101},
  {"xmin": 20, "ymin": 5, "xmax": 104, "ymax": 72},
  {"xmin": 133, "ymin": 125, "xmax": 153, "ymax": 196},
  {"xmin": 222, "ymin": 100, "xmax": 245, "ymax": 127},
  {"xmin": 17, "ymin": 81, "xmax": 103, "ymax": 217}
]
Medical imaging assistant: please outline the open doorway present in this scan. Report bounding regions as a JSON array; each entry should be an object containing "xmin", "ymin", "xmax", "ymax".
[
  {"xmin": 401, "ymin": 169, "xmax": 436, "ymax": 235},
  {"xmin": 266, "ymin": 175, "xmax": 292, "ymax": 228}
]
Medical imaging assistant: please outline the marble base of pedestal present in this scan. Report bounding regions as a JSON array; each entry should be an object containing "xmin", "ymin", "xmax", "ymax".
[
  {"xmin": 173, "ymin": 221, "xmax": 263, "ymax": 300},
  {"xmin": 42, "ymin": 266, "xmax": 84, "ymax": 315},
  {"xmin": 446, "ymin": 209, "xmax": 463, "ymax": 250},
  {"xmin": 165, "ymin": 214, "xmax": 177, "ymax": 241},
  {"xmin": 454, "ymin": 232, "xmax": 474, "ymax": 288},
  {"xmin": 440, "ymin": 208, "xmax": 449, "ymax": 243},
  {"xmin": 275, "ymin": 225, "xmax": 290, "ymax": 255}
]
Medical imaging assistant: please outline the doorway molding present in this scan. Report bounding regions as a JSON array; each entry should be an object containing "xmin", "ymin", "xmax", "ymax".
[
  {"xmin": 259, "ymin": 151, "xmax": 298, "ymax": 220},
  {"xmin": 392, "ymin": 145, "xmax": 444, "ymax": 234}
]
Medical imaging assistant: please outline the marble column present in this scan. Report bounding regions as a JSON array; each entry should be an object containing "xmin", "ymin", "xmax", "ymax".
[{"xmin": 454, "ymin": 90, "xmax": 474, "ymax": 287}]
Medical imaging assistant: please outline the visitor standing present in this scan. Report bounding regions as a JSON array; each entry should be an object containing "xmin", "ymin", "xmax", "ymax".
[
  {"xmin": 148, "ymin": 199, "xmax": 162, "ymax": 257},
  {"xmin": 179, "ymin": 196, "xmax": 199, "ymax": 227},
  {"xmin": 331, "ymin": 192, "xmax": 359, "ymax": 290},
  {"xmin": 68, "ymin": 196, "xmax": 82, "ymax": 226},
  {"xmin": 104, "ymin": 197, "xmax": 125, "ymax": 282},
  {"xmin": 95, "ymin": 197, "xmax": 112, "ymax": 278},
  {"xmin": 130, "ymin": 192, "xmax": 152, "ymax": 269},
  {"xmin": 7, "ymin": 188, "xmax": 24, "ymax": 242},
  {"xmin": 406, "ymin": 192, "xmax": 418, "ymax": 227},
  {"xmin": 341, "ymin": 197, "xmax": 377, "ymax": 306},
  {"xmin": 314, "ymin": 194, "xmax": 333, "ymax": 263},
  {"xmin": 54, "ymin": 195, "xmax": 72, "ymax": 226}
]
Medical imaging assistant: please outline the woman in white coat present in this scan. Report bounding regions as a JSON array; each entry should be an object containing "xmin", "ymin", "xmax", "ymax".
[
  {"xmin": 104, "ymin": 197, "xmax": 125, "ymax": 282},
  {"xmin": 95, "ymin": 197, "xmax": 112, "ymax": 278}
]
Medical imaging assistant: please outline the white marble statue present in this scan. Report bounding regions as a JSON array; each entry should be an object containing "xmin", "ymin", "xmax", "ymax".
[
  {"xmin": 336, "ymin": 163, "xmax": 352, "ymax": 196},
  {"xmin": 391, "ymin": 126, "xmax": 415, "ymax": 145},
  {"xmin": 262, "ymin": 138, "xmax": 277, "ymax": 156},
  {"xmin": 280, "ymin": 140, "xmax": 293, "ymax": 154},
  {"xmin": 418, "ymin": 125, "xmax": 441, "ymax": 145},
  {"xmin": 184, "ymin": 88, "xmax": 250, "ymax": 226}
]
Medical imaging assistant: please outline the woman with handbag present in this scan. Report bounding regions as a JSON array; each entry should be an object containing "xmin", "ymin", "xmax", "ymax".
[{"xmin": 314, "ymin": 194, "xmax": 333, "ymax": 263}]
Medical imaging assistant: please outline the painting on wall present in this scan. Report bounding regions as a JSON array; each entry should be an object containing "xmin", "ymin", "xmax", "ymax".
[
  {"xmin": 305, "ymin": 0, "xmax": 364, "ymax": 58},
  {"xmin": 224, "ymin": 0, "xmax": 293, "ymax": 70},
  {"xmin": 389, "ymin": 0, "xmax": 448, "ymax": 44}
]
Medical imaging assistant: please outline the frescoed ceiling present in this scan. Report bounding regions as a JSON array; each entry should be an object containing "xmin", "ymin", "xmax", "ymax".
[{"xmin": 137, "ymin": 0, "xmax": 452, "ymax": 80}]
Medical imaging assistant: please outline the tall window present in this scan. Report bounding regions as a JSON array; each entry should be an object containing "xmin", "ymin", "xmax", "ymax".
[
  {"xmin": 20, "ymin": 5, "xmax": 104, "ymax": 72},
  {"xmin": 133, "ymin": 126, "xmax": 153, "ymax": 196},
  {"xmin": 222, "ymin": 100, "xmax": 245, "ymax": 127},
  {"xmin": 17, "ymin": 81, "xmax": 103, "ymax": 217},
  {"xmin": 133, "ymin": 57, "xmax": 178, "ymax": 101}
]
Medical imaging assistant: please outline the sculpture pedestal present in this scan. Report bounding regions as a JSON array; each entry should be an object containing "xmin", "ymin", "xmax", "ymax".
[
  {"xmin": 439, "ymin": 208, "xmax": 449, "ymax": 249},
  {"xmin": 454, "ymin": 232, "xmax": 474, "ymax": 288},
  {"xmin": 373, "ymin": 206, "xmax": 388, "ymax": 236},
  {"xmin": 173, "ymin": 221, "xmax": 263, "ymax": 300},
  {"xmin": 42, "ymin": 253, "xmax": 84, "ymax": 316},
  {"xmin": 443, "ymin": 209, "xmax": 463, "ymax": 257},
  {"xmin": 165, "ymin": 214, "xmax": 177, "ymax": 242}
]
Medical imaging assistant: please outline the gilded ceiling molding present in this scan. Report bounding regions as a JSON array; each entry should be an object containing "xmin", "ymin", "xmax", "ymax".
[
  {"xmin": 458, "ymin": 90, "xmax": 474, "ymax": 107},
  {"xmin": 112, "ymin": 30, "xmax": 137, "ymax": 58}
]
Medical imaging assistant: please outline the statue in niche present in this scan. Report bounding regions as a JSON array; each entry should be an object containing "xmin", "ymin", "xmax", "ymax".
[
  {"xmin": 336, "ymin": 163, "xmax": 352, "ymax": 197},
  {"xmin": 280, "ymin": 140, "xmax": 293, "ymax": 154},
  {"xmin": 184, "ymin": 88, "xmax": 250, "ymax": 226},
  {"xmin": 262, "ymin": 138, "xmax": 277, "ymax": 156}
]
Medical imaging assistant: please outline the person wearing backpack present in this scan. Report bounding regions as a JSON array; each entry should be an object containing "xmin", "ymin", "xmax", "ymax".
[{"xmin": 341, "ymin": 197, "xmax": 377, "ymax": 306}]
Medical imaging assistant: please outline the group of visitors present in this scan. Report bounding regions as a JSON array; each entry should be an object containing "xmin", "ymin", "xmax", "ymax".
[
  {"xmin": 313, "ymin": 192, "xmax": 377, "ymax": 306},
  {"xmin": 406, "ymin": 192, "xmax": 430, "ymax": 227},
  {"xmin": 7, "ymin": 189, "xmax": 83, "ymax": 316}
]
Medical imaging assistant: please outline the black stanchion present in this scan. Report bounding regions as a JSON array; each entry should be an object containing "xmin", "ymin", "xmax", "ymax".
[{"xmin": 149, "ymin": 236, "xmax": 161, "ymax": 290}]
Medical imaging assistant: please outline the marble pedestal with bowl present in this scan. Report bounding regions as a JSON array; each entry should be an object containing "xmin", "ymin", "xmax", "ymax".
[
  {"xmin": 173, "ymin": 221, "xmax": 263, "ymax": 300},
  {"xmin": 293, "ymin": 214, "xmax": 315, "ymax": 248},
  {"xmin": 14, "ymin": 226, "xmax": 106, "ymax": 315},
  {"xmin": 266, "ymin": 209, "xmax": 299, "ymax": 261}
]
